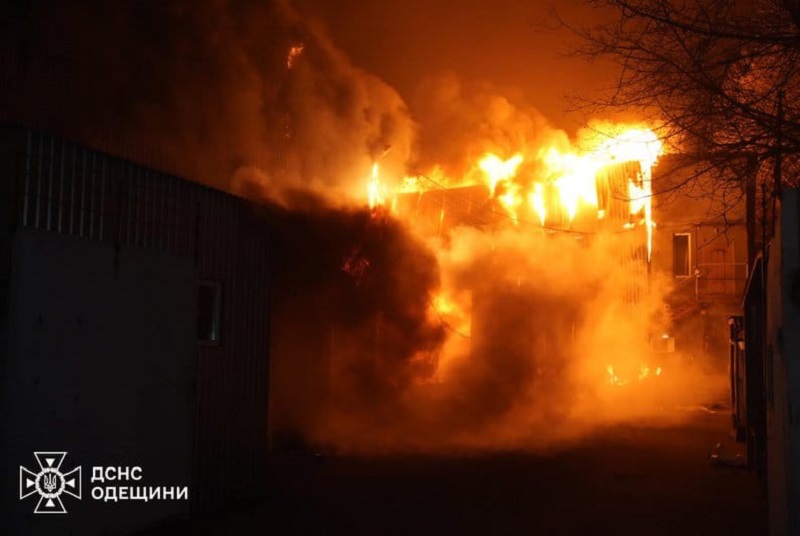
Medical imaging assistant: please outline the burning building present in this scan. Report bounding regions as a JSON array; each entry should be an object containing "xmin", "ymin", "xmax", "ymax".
[
  {"xmin": 0, "ymin": 2, "xmax": 777, "ymax": 535},
  {"xmin": 260, "ymin": 124, "xmax": 718, "ymax": 454}
]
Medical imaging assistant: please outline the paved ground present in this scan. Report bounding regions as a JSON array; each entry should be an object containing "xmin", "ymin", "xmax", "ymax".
[{"xmin": 141, "ymin": 407, "xmax": 767, "ymax": 536}]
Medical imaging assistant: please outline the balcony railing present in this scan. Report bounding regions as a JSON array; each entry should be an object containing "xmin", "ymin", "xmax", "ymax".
[
  {"xmin": 696, "ymin": 262, "xmax": 748, "ymax": 298},
  {"xmin": 670, "ymin": 261, "xmax": 748, "ymax": 306}
]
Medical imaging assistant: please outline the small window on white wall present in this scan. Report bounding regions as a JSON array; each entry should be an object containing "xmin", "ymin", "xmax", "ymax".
[
  {"xmin": 197, "ymin": 281, "xmax": 222, "ymax": 344},
  {"xmin": 673, "ymin": 233, "xmax": 691, "ymax": 277}
]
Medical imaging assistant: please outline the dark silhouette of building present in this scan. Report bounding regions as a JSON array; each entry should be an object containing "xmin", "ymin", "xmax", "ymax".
[{"xmin": 0, "ymin": 125, "xmax": 270, "ymax": 535}]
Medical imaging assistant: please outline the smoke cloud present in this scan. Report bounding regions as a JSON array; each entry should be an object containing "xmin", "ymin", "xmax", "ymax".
[
  {"xmin": 411, "ymin": 73, "xmax": 570, "ymax": 178},
  {"xmin": 1, "ymin": 0, "xmax": 414, "ymax": 201},
  {"xmin": 2, "ymin": 1, "xmax": 727, "ymax": 454},
  {"xmin": 307, "ymin": 221, "xmax": 719, "ymax": 454}
]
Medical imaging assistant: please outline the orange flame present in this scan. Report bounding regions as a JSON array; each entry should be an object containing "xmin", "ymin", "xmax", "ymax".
[
  {"xmin": 466, "ymin": 127, "xmax": 663, "ymax": 230},
  {"xmin": 357, "ymin": 124, "xmax": 667, "ymax": 396},
  {"xmin": 362, "ymin": 125, "xmax": 663, "ymax": 248},
  {"xmin": 287, "ymin": 44, "xmax": 304, "ymax": 69},
  {"xmin": 606, "ymin": 365, "xmax": 627, "ymax": 386},
  {"xmin": 542, "ymin": 148, "xmax": 599, "ymax": 222},
  {"xmin": 368, "ymin": 163, "xmax": 386, "ymax": 209},
  {"xmin": 607, "ymin": 363, "xmax": 664, "ymax": 386},
  {"xmin": 530, "ymin": 183, "xmax": 546, "ymax": 225},
  {"xmin": 479, "ymin": 153, "xmax": 524, "ymax": 196},
  {"xmin": 431, "ymin": 291, "xmax": 472, "ymax": 337},
  {"xmin": 589, "ymin": 127, "xmax": 661, "ymax": 260}
]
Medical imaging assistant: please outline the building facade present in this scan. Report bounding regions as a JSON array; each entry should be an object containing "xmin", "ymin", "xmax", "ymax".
[
  {"xmin": 651, "ymin": 156, "xmax": 749, "ymax": 372},
  {"xmin": 0, "ymin": 126, "xmax": 271, "ymax": 535}
]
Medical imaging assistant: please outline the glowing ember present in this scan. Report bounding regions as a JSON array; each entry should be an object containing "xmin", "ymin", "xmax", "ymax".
[
  {"xmin": 286, "ymin": 44, "xmax": 304, "ymax": 69},
  {"xmin": 607, "ymin": 363, "xmax": 664, "ymax": 386},
  {"xmin": 606, "ymin": 365, "xmax": 627, "ymax": 386},
  {"xmin": 638, "ymin": 364, "xmax": 650, "ymax": 381},
  {"xmin": 430, "ymin": 292, "xmax": 471, "ymax": 337}
]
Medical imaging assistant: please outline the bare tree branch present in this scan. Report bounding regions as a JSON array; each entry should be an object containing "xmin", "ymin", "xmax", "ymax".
[{"xmin": 568, "ymin": 0, "xmax": 800, "ymax": 234}]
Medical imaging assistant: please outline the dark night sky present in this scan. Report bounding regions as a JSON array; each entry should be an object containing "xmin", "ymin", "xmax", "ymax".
[{"xmin": 293, "ymin": 0, "xmax": 620, "ymax": 131}]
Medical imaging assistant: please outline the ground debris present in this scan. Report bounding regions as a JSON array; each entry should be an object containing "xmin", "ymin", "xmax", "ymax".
[
  {"xmin": 710, "ymin": 442, "xmax": 746, "ymax": 468},
  {"xmin": 677, "ymin": 404, "xmax": 719, "ymax": 414}
]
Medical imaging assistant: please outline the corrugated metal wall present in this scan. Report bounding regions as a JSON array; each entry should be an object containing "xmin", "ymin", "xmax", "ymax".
[
  {"xmin": 17, "ymin": 128, "xmax": 197, "ymax": 255},
  {"xmin": 192, "ymin": 187, "xmax": 270, "ymax": 510},
  {"xmin": 8, "ymin": 125, "xmax": 271, "ymax": 512}
]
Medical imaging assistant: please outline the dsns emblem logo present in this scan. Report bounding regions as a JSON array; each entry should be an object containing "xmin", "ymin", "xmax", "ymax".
[{"xmin": 20, "ymin": 452, "xmax": 82, "ymax": 514}]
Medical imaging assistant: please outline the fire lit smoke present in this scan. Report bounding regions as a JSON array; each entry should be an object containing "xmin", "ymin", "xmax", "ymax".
[
  {"xmin": 302, "ymin": 120, "xmax": 710, "ymax": 453},
  {"xmin": 1, "ymin": 0, "xmax": 415, "ymax": 200},
  {"xmin": 269, "ymin": 3, "xmax": 416, "ymax": 203},
  {"xmin": 263, "ymin": 81, "xmax": 722, "ymax": 452},
  {"xmin": 3, "ymin": 1, "xmax": 727, "ymax": 454}
]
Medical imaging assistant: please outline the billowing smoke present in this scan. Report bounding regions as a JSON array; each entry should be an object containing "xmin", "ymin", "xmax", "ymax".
[
  {"xmin": 1, "ymin": 0, "xmax": 414, "ymax": 200},
  {"xmin": 250, "ymin": 192, "xmax": 449, "ymax": 451},
  {"xmin": 411, "ymin": 72, "xmax": 569, "ymax": 178},
  {"xmin": 2, "ymin": 1, "xmax": 726, "ymax": 454},
  {"xmin": 307, "ymin": 222, "xmax": 702, "ymax": 453},
  {"xmin": 269, "ymin": 4, "xmax": 416, "ymax": 202}
]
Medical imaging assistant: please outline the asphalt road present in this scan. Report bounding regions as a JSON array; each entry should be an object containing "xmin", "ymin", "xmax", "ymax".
[{"xmin": 144, "ymin": 408, "xmax": 767, "ymax": 536}]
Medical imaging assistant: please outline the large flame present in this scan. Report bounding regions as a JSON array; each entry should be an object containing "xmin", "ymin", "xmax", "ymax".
[
  {"xmin": 368, "ymin": 162, "xmax": 386, "ymax": 210},
  {"xmin": 360, "ymin": 124, "xmax": 666, "ymax": 399},
  {"xmin": 310, "ymin": 117, "xmax": 723, "ymax": 455},
  {"xmin": 479, "ymin": 153, "xmax": 524, "ymax": 196},
  {"xmin": 541, "ymin": 148, "xmax": 599, "ymax": 223},
  {"xmin": 365, "ymin": 125, "xmax": 663, "ymax": 244}
]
